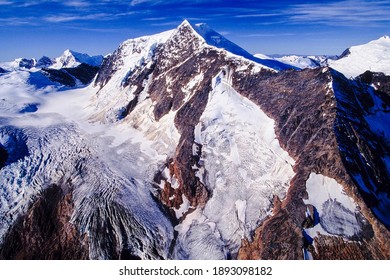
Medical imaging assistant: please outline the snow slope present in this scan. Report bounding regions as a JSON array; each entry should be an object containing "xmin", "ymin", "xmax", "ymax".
[
  {"xmin": 254, "ymin": 54, "xmax": 334, "ymax": 69},
  {"xmin": 304, "ymin": 173, "xmax": 361, "ymax": 239},
  {"xmin": 174, "ymin": 68, "xmax": 295, "ymax": 259},
  {"xmin": 92, "ymin": 30, "xmax": 174, "ymax": 123},
  {"xmin": 328, "ymin": 36, "xmax": 390, "ymax": 78}
]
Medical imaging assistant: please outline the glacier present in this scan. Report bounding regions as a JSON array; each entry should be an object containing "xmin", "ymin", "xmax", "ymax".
[{"xmin": 174, "ymin": 68, "xmax": 295, "ymax": 259}]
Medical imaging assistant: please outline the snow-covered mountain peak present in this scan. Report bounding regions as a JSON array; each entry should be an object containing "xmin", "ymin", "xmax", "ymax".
[
  {"xmin": 374, "ymin": 35, "xmax": 390, "ymax": 44},
  {"xmin": 118, "ymin": 29, "xmax": 174, "ymax": 56},
  {"xmin": 0, "ymin": 57, "xmax": 37, "ymax": 71},
  {"xmin": 328, "ymin": 35, "xmax": 390, "ymax": 77},
  {"xmin": 51, "ymin": 49, "xmax": 103, "ymax": 69},
  {"xmin": 175, "ymin": 20, "xmax": 294, "ymax": 71},
  {"xmin": 355, "ymin": 35, "xmax": 390, "ymax": 50}
]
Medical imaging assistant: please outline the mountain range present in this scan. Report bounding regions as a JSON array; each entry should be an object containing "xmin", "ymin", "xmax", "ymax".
[{"xmin": 0, "ymin": 20, "xmax": 389, "ymax": 260}]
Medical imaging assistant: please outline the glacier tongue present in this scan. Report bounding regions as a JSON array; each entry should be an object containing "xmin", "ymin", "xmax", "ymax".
[{"xmin": 175, "ymin": 68, "xmax": 295, "ymax": 259}]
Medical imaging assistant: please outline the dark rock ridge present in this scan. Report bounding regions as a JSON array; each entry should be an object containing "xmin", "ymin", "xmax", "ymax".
[
  {"xmin": 0, "ymin": 145, "xmax": 7, "ymax": 169},
  {"xmin": 339, "ymin": 48, "xmax": 351, "ymax": 59},
  {"xmin": 17, "ymin": 58, "xmax": 36, "ymax": 69},
  {"xmin": 0, "ymin": 67, "xmax": 7, "ymax": 74},
  {"xmin": 333, "ymin": 70, "xmax": 390, "ymax": 229},
  {"xmin": 0, "ymin": 184, "xmax": 89, "ymax": 259},
  {"xmin": 36, "ymin": 56, "xmax": 54, "ymax": 68},
  {"xmin": 41, "ymin": 63, "xmax": 100, "ymax": 87}
]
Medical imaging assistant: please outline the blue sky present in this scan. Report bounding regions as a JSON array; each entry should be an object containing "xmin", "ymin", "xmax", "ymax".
[{"xmin": 1, "ymin": 0, "xmax": 390, "ymax": 61}]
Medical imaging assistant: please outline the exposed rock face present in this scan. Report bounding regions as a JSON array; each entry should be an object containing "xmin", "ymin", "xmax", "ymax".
[
  {"xmin": 0, "ymin": 145, "xmax": 7, "ymax": 169},
  {"xmin": 234, "ymin": 68, "xmax": 340, "ymax": 259},
  {"xmin": 17, "ymin": 58, "xmax": 36, "ymax": 69},
  {"xmin": 41, "ymin": 63, "xmax": 100, "ymax": 87},
  {"xmin": 36, "ymin": 56, "xmax": 53, "ymax": 68},
  {"xmin": 0, "ymin": 67, "xmax": 6, "ymax": 74},
  {"xmin": 332, "ymin": 70, "xmax": 390, "ymax": 229},
  {"xmin": 234, "ymin": 68, "xmax": 389, "ymax": 259},
  {"xmin": 0, "ymin": 184, "xmax": 89, "ymax": 259}
]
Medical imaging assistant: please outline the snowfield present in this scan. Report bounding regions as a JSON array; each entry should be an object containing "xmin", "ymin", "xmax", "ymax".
[
  {"xmin": 304, "ymin": 173, "xmax": 362, "ymax": 239},
  {"xmin": 328, "ymin": 36, "xmax": 390, "ymax": 78}
]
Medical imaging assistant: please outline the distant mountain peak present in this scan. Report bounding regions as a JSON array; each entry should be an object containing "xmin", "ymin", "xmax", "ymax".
[
  {"xmin": 328, "ymin": 35, "xmax": 390, "ymax": 77},
  {"xmin": 51, "ymin": 50, "xmax": 104, "ymax": 69},
  {"xmin": 376, "ymin": 35, "xmax": 390, "ymax": 41}
]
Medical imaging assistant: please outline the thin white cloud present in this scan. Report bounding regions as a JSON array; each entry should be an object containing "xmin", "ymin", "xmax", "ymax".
[
  {"xmin": 219, "ymin": 31, "xmax": 230, "ymax": 36},
  {"xmin": 63, "ymin": 1, "xmax": 90, "ymax": 8},
  {"xmin": 63, "ymin": 25, "xmax": 134, "ymax": 33},
  {"xmin": 142, "ymin": 17, "xmax": 169, "ymax": 21},
  {"xmin": 130, "ymin": 0, "xmax": 149, "ymax": 5},
  {"xmin": 150, "ymin": 21, "xmax": 181, "ymax": 26},
  {"xmin": 130, "ymin": 0, "xmax": 217, "ymax": 6},
  {"xmin": 44, "ymin": 13, "xmax": 109, "ymax": 23},
  {"xmin": 285, "ymin": 0, "xmax": 390, "ymax": 26},
  {"xmin": 234, "ymin": 13, "xmax": 281, "ymax": 18},
  {"xmin": 241, "ymin": 32, "xmax": 296, "ymax": 37},
  {"xmin": 11, "ymin": 0, "xmax": 89, "ymax": 8},
  {"xmin": 0, "ymin": 16, "xmax": 39, "ymax": 26},
  {"xmin": 0, "ymin": 0, "xmax": 12, "ymax": 4}
]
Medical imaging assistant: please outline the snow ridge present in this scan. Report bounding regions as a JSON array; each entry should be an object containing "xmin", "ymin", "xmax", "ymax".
[{"xmin": 182, "ymin": 20, "xmax": 295, "ymax": 71}]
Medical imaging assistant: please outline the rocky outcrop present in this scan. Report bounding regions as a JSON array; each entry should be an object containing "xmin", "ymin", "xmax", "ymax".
[
  {"xmin": 234, "ymin": 68, "xmax": 389, "ymax": 259},
  {"xmin": 309, "ymin": 235, "xmax": 385, "ymax": 259},
  {"xmin": 36, "ymin": 56, "xmax": 53, "ymax": 68},
  {"xmin": 0, "ymin": 145, "xmax": 7, "ymax": 169},
  {"xmin": 17, "ymin": 58, "xmax": 36, "ymax": 69},
  {"xmin": 332, "ymin": 70, "xmax": 390, "ymax": 229},
  {"xmin": 0, "ymin": 184, "xmax": 89, "ymax": 259},
  {"xmin": 41, "ymin": 63, "xmax": 100, "ymax": 87}
]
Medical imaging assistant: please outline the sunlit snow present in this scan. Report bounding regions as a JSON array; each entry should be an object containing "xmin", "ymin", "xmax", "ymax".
[
  {"xmin": 175, "ymin": 67, "xmax": 295, "ymax": 259},
  {"xmin": 304, "ymin": 173, "xmax": 361, "ymax": 239}
]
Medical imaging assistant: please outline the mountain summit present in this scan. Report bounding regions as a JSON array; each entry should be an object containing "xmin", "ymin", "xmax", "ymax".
[
  {"xmin": 182, "ymin": 20, "xmax": 294, "ymax": 70},
  {"xmin": 328, "ymin": 35, "xmax": 390, "ymax": 77},
  {"xmin": 51, "ymin": 49, "xmax": 104, "ymax": 69}
]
